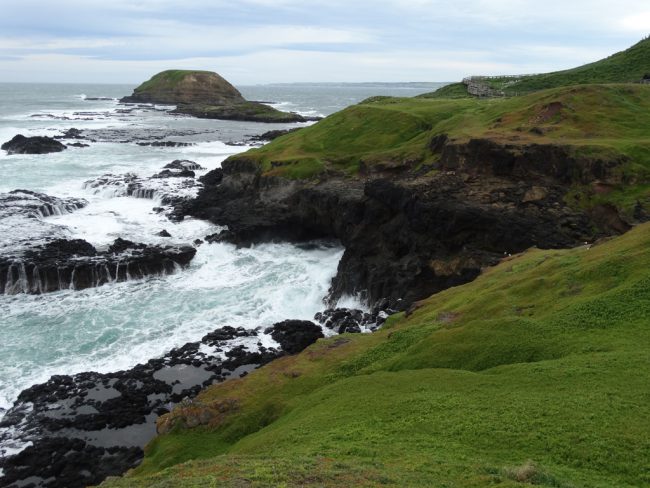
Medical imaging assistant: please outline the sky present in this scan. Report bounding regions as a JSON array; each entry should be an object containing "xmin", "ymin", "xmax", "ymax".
[{"xmin": 0, "ymin": 0, "xmax": 648, "ymax": 85}]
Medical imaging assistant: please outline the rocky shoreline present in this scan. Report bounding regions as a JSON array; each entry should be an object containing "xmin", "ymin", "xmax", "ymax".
[
  {"xmin": 1, "ymin": 238, "xmax": 196, "ymax": 295},
  {"xmin": 179, "ymin": 134, "xmax": 634, "ymax": 310},
  {"xmin": 0, "ymin": 126, "xmax": 639, "ymax": 487},
  {"xmin": 1, "ymin": 82, "xmax": 644, "ymax": 488},
  {"xmin": 0, "ymin": 308, "xmax": 385, "ymax": 488}
]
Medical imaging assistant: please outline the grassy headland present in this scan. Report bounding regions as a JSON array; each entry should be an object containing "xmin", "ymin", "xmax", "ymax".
[
  {"xmin": 419, "ymin": 37, "xmax": 650, "ymax": 99},
  {"xmin": 230, "ymin": 83, "xmax": 650, "ymax": 215},
  {"xmin": 100, "ymin": 40, "xmax": 650, "ymax": 488},
  {"xmin": 101, "ymin": 221, "xmax": 650, "ymax": 488}
]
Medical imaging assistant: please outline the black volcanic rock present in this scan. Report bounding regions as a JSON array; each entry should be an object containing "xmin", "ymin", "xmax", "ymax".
[
  {"xmin": 199, "ymin": 168, "xmax": 223, "ymax": 186},
  {"xmin": 251, "ymin": 128, "xmax": 302, "ymax": 142},
  {"xmin": 154, "ymin": 169, "xmax": 196, "ymax": 178},
  {"xmin": 265, "ymin": 320, "xmax": 324, "ymax": 354},
  {"xmin": 0, "ymin": 326, "xmax": 283, "ymax": 488},
  {"xmin": 179, "ymin": 136, "xmax": 626, "ymax": 310},
  {"xmin": 2, "ymin": 134, "xmax": 67, "ymax": 155},
  {"xmin": 55, "ymin": 128, "xmax": 84, "ymax": 139},
  {"xmin": 314, "ymin": 307, "xmax": 390, "ymax": 334},
  {"xmin": 164, "ymin": 159, "xmax": 204, "ymax": 171},
  {"xmin": 1, "ymin": 238, "xmax": 196, "ymax": 295}
]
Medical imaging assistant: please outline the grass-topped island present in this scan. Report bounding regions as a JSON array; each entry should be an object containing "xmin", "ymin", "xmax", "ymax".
[{"xmin": 121, "ymin": 70, "xmax": 315, "ymax": 123}]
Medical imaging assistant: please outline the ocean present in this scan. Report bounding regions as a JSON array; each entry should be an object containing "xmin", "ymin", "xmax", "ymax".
[{"xmin": 0, "ymin": 81, "xmax": 445, "ymax": 418}]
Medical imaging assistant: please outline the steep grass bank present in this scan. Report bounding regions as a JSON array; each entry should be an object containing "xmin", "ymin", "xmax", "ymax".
[{"xmin": 101, "ymin": 222, "xmax": 650, "ymax": 488}]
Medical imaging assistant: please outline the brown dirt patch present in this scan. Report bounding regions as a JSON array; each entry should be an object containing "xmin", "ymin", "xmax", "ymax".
[{"xmin": 529, "ymin": 101, "xmax": 564, "ymax": 125}]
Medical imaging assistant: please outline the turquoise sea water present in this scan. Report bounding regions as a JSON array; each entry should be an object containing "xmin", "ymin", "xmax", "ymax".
[{"xmin": 0, "ymin": 81, "xmax": 445, "ymax": 415}]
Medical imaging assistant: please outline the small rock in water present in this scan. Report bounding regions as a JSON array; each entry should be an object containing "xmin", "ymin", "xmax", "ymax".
[
  {"xmin": 153, "ymin": 169, "xmax": 196, "ymax": 179},
  {"xmin": 136, "ymin": 141, "xmax": 193, "ymax": 147},
  {"xmin": 158, "ymin": 229, "xmax": 172, "ymax": 237},
  {"xmin": 164, "ymin": 159, "xmax": 204, "ymax": 171},
  {"xmin": 55, "ymin": 128, "xmax": 84, "ymax": 139},
  {"xmin": 1, "ymin": 134, "xmax": 67, "ymax": 155},
  {"xmin": 265, "ymin": 320, "xmax": 324, "ymax": 354},
  {"xmin": 314, "ymin": 307, "xmax": 392, "ymax": 333}
]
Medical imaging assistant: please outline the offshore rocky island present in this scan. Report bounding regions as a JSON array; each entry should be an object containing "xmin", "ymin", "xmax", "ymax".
[
  {"xmin": 120, "ymin": 70, "xmax": 317, "ymax": 123},
  {"xmin": 1, "ymin": 38, "xmax": 650, "ymax": 488}
]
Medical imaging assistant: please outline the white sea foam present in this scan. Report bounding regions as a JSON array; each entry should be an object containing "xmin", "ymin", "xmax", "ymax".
[
  {"xmin": 0, "ymin": 240, "xmax": 346, "ymax": 411},
  {"xmin": 268, "ymin": 101, "xmax": 325, "ymax": 119},
  {"xmin": 0, "ymin": 83, "xmax": 367, "ymax": 428}
]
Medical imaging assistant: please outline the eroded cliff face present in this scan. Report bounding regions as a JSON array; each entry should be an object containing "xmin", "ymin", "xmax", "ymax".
[{"xmin": 180, "ymin": 135, "xmax": 637, "ymax": 310}]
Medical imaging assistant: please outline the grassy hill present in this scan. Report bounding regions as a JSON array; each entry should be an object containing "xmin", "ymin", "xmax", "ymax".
[
  {"xmin": 133, "ymin": 70, "xmax": 218, "ymax": 94},
  {"xmin": 231, "ymin": 83, "xmax": 650, "ymax": 215},
  {"xmin": 101, "ymin": 221, "xmax": 650, "ymax": 488},
  {"xmin": 420, "ymin": 37, "xmax": 650, "ymax": 99}
]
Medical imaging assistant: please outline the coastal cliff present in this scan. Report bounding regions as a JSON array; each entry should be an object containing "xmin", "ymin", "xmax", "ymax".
[{"xmin": 182, "ymin": 84, "xmax": 648, "ymax": 310}]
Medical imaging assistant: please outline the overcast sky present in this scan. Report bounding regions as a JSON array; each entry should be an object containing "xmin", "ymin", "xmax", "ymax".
[{"xmin": 0, "ymin": 0, "xmax": 648, "ymax": 84}]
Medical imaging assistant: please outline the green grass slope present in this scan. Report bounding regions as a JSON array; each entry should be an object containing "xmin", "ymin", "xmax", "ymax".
[
  {"xmin": 232, "ymin": 84, "xmax": 650, "ymax": 213},
  {"xmin": 133, "ymin": 70, "xmax": 216, "ymax": 94},
  {"xmin": 101, "ymin": 222, "xmax": 650, "ymax": 488},
  {"xmin": 419, "ymin": 37, "xmax": 650, "ymax": 99},
  {"xmin": 417, "ymin": 81, "xmax": 471, "ymax": 99},
  {"xmin": 502, "ymin": 37, "xmax": 650, "ymax": 95}
]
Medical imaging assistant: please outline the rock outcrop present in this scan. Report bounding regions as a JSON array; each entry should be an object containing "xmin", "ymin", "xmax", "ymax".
[
  {"xmin": 2, "ymin": 135, "xmax": 67, "ymax": 155},
  {"xmin": 121, "ymin": 70, "xmax": 245, "ymax": 106},
  {"xmin": 265, "ymin": 320, "xmax": 324, "ymax": 355},
  {"xmin": 121, "ymin": 70, "xmax": 312, "ymax": 123},
  {"xmin": 0, "ymin": 328, "xmax": 275, "ymax": 488},
  {"xmin": 0, "ymin": 316, "xmax": 329, "ymax": 488},
  {"xmin": 0, "ymin": 238, "xmax": 197, "ymax": 295},
  {"xmin": 178, "ymin": 135, "xmax": 632, "ymax": 310}
]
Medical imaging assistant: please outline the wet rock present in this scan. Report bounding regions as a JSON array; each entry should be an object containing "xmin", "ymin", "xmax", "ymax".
[
  {"xmin": 199, "ymin": 168, "xmax": 223, "ymax": 187},
  {"xmin": 107, "ymin": 238, "xmax": 147, "ymax": 254},
  {"xmin": 0, "ymin": 189, "xmax": 87, "ymax": 220},
  {"xmin": 136, "ymin": 141, "xmax": 194, "ymax": 148},
  {"xmin": 265, "ymin": 320, "xmax": 324, "ymax": 354},
  {"xmin": 0, "ymin": 238, "xmax": 196, "ymax": 295},
  {"xmin": 0, "ymin": 190, "xmax": 89, "ymax": 260},
  {"xmin": 153, "ymin": 169, "xmax": 196, "ymax": 179},
  {"xmin": 250, "ymin": 128, "xmax": 301, "ymax": 142},
  {"xmin": 0, "ymin": 437, "xmax": 142, "ymax": 488},
  {"xmin": 158, "ymin": 229, "xmax": 172, "ymax": 238},
  {"xmin": 1, "ymin": 135, "xmax": 67, "ymax": 155},
  {"xmin": 0, "ymin": 326, "xmax": 284, "ymax": 488},
  {"xmin": 67, "ymin": 142, "xmax": 90, "ymax": 148},
  {"xmin": 315, "ymin": 308, "xmax": 365, "ymax": 333},
  {"xmin": 83, "ymin": 172, "xmax": 201, "ymax": 206},
  {"xmin": 55, "ymin": 128, "xmax": 84, "ymax": 140},
  {"xmin": 164, "ymin": 160, "xmax": 204, "ymax": 171},
  {"xmin": 180, "ymin": 135, "xmax": 628, "ymax": 310}
]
